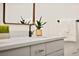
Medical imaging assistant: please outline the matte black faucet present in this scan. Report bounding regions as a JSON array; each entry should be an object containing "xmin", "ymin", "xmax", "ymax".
[{"xmin": 29, "ymin": 24, "xmax": 33, "ymax": 37}]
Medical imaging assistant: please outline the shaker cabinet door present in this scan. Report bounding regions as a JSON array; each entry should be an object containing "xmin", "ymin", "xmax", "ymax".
[
  {"xmin": 46, "ymin": 39, "xmax": 64, "ymax": 55},
  {"xmin": 0, "ymin": 46, "xmax": 30, "ymax": 56}
]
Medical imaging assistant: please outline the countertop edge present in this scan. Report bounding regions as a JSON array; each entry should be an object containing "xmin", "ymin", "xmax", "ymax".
[{"xmin": 0, "ymin": 36, "xmax": 64, "ymax": 51}]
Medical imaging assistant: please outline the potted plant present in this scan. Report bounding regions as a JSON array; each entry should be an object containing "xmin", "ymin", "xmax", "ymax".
[
  {"xmin": 35, "ymin": 16, "xmax": 46, "ymax": 36},
  {"xmin": 20, "ymin": 16, "xmax": 31, "ymax": 24}
]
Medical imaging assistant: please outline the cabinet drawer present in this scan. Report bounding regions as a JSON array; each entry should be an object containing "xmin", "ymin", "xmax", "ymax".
[
  {"xmin": 31, "ymin": 44, "xmax": 45, "ymax": 56},
  {"xmin": 0, "ymin": 46, "xmax": 30, "ymax": 56},
  {"xmin": 46, "ymin": 39, "xmax": 64, "ymax": 55},
  {"xmin": 46, "ymin": 49, "xmax": 64, "ymax": 56}
]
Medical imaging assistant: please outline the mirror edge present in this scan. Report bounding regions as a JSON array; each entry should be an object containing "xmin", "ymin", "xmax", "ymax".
[{"xmin": 3, "ymin": 3, "xmax": 35, "ymax": 25}]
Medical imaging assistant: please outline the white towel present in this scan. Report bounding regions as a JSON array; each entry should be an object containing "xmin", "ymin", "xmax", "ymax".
[
  {"xmin": 0, "ymin": 33, "xmax": 10, "ymax": 39},
  {"xmin": 60, "ymin": 19, "xmax": 76, "ymax": 41}
]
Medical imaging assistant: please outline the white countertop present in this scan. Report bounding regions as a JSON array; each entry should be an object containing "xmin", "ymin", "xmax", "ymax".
[{"xmin": 0, "ymin": 36, "xmax": 65, "ymax": 51}]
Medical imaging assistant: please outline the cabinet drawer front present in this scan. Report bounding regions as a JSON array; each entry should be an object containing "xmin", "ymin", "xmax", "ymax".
[
  {"xmin": 31, "ymin": 44, "xmax": 45, "ymax": 56},
  {"xmin": 0, "ymin": 47, "xmax": 30, "ymax": 56},
  {"xmin": 46, "ymin": 49, "xmax": 64, "ymax": 56},
  {"xmin": 46, "ymin": 39, "xmax": 64, "ymax": 54}
]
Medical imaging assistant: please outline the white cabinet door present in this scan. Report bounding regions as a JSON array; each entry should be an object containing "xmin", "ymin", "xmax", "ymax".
[
  {"xmin": 46, "ymin": 39, "xmax": 64, "ymax": 56},
  {"xmin": 31, "ymin": 44, "xmax": 45, "ymax": 56},
  {"xmin": 0, "ymin": 46, "xmax": 30, "ymax": 56}
]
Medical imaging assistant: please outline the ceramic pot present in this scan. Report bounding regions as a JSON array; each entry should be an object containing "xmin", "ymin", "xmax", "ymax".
[{"xmin": 36, "ymin": 29, "xmax": 42, "ymax": 36}]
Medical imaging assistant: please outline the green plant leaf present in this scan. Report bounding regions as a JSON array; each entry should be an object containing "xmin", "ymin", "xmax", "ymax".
[
  {"xmin": 37, "ymin": 20, "xmax": 41, "ymax": 26},
  {"xmin": 35, "ymin": 16, "xmax": 46, "ymax": 29},
  {"xmin": 27, "ymin": 20, "xmax": 31, "ymax": 24},
  {"xmin": 42, "ymin": 22, "xmax": 47, "ymax": 25},
  {"xmin": 20, "ymin": 16, "xmax": 24, "ymax": 21},
  {"xmin": 39, "ymin": 16, "xmax": 42, "ymax": 22}
]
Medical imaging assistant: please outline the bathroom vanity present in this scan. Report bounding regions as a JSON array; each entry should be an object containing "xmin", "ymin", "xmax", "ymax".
[{"xmin": 0, "ymin": 36, "xmax": 64, "ymax": 56}]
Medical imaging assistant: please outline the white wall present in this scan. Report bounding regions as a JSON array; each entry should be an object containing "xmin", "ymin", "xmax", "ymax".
[
  {"xmin": 35, "ymin": 3, "xmax": 79, "ymax": 36},
  {"xmin": 0, "ymin": 3, "xmax": 79, "ymax": 37}
]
